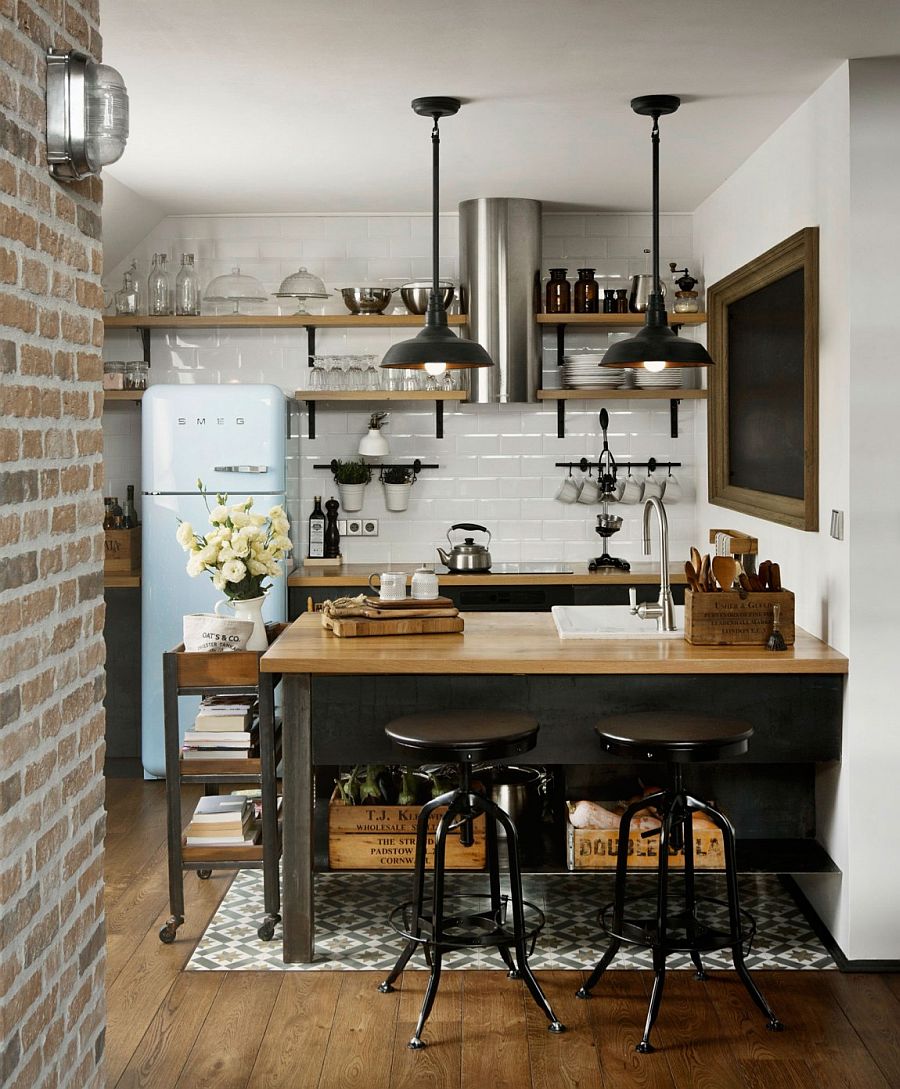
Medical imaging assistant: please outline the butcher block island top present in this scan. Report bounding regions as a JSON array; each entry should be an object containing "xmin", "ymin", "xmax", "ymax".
[{"xmin": 261, "ymin": 611, "xmax": 847, "ymax": 676}]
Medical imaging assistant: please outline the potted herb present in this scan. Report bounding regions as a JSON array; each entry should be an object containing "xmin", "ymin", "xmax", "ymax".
[
  {"xmin": 382, "ymin": 465, "xmax": 415, "ymax": 512},
  {"xmin": 332, "ymin": 458, "xmax": 371, "ymax": 512}
]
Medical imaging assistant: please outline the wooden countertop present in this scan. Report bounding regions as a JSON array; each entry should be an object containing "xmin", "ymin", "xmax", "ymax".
[
  {"xmin": 288, "ymin": 562, "xmax": 688, "ymax": 588},
  {"xmin": 261, "ymin": 611, "xmax": 848, "ymax": 676}
]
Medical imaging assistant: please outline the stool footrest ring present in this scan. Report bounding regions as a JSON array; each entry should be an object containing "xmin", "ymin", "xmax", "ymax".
[
  {"xmin": 388, "ymin": 895, "xmax": 545, "ymax": 951},
  {"xmin": 598, "ymin": 895, "xmax": 757, "ymax": 957}
]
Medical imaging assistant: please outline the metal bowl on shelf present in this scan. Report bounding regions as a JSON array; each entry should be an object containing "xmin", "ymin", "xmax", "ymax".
[
  {"xmin": 337, "ymin": 286, "xmax": 396, "ymax": 314},
  {"xmin": 399, "ymin": 280, "xmax": 455, "ymax": 315}
]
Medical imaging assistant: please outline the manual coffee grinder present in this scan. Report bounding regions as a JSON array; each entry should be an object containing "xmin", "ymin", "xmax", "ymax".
[{"xmin": 589, "ymin": 409, "xmax": 630, "ymax": 572}]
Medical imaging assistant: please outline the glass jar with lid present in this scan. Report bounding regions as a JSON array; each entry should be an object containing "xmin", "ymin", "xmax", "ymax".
[
  {"xmin": 545, "ymin": 268, "xmax": 571, "ymax": 314},
  {"xmin": 102, "ymin": 361, "xmax": 126, "ymax": 390},
  {"xmin": 147, "ymin": 253, "xmax": 171, "ymax": 316},
  {"xmin": 115, "ymin": 261, "xmax": 140, "ymax": 315},
  {"xmin": 573, "ymin": 268, "xmax": 599, "ymax": 314},
  {"xmin": 125, "ymin": 361, "xmax": 149, "ymax": 389}
]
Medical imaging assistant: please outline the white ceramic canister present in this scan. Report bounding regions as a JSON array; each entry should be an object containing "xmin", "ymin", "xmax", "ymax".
[{"xmin": 411, "ymin": 566, "xmax": 440, "ymax": 600}]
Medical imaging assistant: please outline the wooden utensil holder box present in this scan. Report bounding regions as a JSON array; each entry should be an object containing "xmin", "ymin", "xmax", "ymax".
[
  {"xmin": 328, "ymin": 801, "xmax": 486, "ymax": 871},
  {"xmin": 684, "ymin": 588, "xmax": 795, "ymax": 646},
  {"xmin": 567, "ymin": 814, "xmax": 725, "ymax": 871},
  {"xmin": 104, "ymin": 527, "xmax": 141, "ymax": 573}
]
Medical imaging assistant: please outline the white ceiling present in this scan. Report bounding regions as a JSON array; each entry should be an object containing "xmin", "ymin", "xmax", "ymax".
[{"xmin": 102, "ymin": 0, "xmax": 900, "ymax": 216}]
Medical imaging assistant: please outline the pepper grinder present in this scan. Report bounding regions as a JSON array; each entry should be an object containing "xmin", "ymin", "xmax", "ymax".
[{"xmin": 324, "ymin": 497, "xmax": 341, "ymax": 559}]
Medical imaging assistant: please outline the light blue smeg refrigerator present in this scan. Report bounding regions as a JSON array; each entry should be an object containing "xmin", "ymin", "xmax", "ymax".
[{"xmin": 141, "ymin": 384, "xmax": 288, "ymax": 778}]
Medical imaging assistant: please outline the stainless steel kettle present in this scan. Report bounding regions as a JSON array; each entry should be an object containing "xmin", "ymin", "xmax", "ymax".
[{"xmin": 436, "ymin": 523, "xmax": 492, "ymax": 572}]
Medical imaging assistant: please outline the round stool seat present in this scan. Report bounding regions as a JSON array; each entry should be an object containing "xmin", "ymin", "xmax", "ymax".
[
  {"xmin": 385, "ymin": 710, "xmax": 538, "ymax": 764},
  {"xmin": 595, "ymin": 712, "xmax": 753, "ymax": 763}
]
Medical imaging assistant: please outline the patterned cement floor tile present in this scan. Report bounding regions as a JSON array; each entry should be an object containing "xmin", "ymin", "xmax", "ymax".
[{"xmin": 186, "ymin": 871, "xmax": 835, "ymax": 972}]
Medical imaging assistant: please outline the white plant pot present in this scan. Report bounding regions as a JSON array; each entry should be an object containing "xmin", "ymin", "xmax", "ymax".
[
  {"xmin": 337, "ymin": 482, "xmax": 366, "ymax": 512},
  {"xmin": 383, "ymin": 482, "xmax": 412, "ymax": 512}
]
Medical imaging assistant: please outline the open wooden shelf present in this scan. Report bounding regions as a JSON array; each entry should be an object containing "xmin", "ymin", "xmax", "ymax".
[
  {"xmin": 104, "ymin": 572, "xmax": 141, "ymax": 588},
  {"xmin": 104, "ymin": 314, "xmax": 467, "ymax": 330},
  {"xmin": 536, "ymin": 312, "xmax": 707, "ymax": 326},
  {"xmin": 296, "ymin": 389, "xmax": 467, "ymax": 402},
  {"xmin": 538, "ymin": 388, "xmax": 707, "ymax": 401},
  {"xmin": 103, "ymin": 390, "xmax": 144, "ymax": 402}
]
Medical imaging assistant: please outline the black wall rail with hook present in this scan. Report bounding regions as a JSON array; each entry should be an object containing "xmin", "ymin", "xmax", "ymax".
[{"xmin": 555, "ymin": 457, "xmax": 681, "ymax": 475}]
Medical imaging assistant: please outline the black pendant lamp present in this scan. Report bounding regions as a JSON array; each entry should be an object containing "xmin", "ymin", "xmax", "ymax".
[
  {"xmin": 381, "ymin": 97, "xmax": 493, "ymax": 373},
  {"xmin": 602, "ymin": 95, "xmax": 714, "ymax": 371}
]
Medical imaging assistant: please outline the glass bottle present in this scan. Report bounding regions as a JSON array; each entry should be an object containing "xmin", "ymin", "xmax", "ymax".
[
  {"xmin": 110, "ymin": 497, "xmax": 125, "ymax": 529},
  {"xmin": 147, "ymin": 253, "xmax": 171, "ymax": 316},
  {"xmin": 175, "ymin": 253, "xmax": 201, "ymax": 316},
  {"xmin": 602, "ymin": 289, "xmax": 616, "ymax": 314},
  {"xmin": 115, "ymin": 261, "xmax": 140, "ymax": 315},
  {"xmin": 123, "ymin": 485, "xmax": 138, "ymax": 528},
  {"xmin": 103, "ymin": 497, "xmax": 115, "ymax": 530},
  {"xmin": 615, "ymin": 288, "xmax": 629, "ymax": 314},
  {"xmin": 545, "ymin": 268, "xmax": 570, "ymax": 314},
  {"xmin": 308, "ymin": 495, "xmax": 325, "ymax": 559},
  {"xmin": 573, "ymin": 268, "xmax": 599, "ymax": 314}
]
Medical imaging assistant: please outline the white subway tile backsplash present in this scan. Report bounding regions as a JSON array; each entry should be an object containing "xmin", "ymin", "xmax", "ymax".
[{"xmin": 104, "ymin": 210, "xmax": 697, "ymax": 565}]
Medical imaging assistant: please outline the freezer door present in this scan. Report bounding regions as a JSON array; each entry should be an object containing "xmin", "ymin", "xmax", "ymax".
[
  {"xmin": 140, "ymin": 493, "xmax": 287, "ymax": 779},
  {"xmin": 142, "ymin": 384, "xmax": 286, "ymax": 495}
]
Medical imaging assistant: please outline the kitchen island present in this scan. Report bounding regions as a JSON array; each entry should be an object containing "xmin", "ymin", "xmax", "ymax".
[{"xmin": 260, "ymin": 611, "xmax": 848, "ymax": 962}]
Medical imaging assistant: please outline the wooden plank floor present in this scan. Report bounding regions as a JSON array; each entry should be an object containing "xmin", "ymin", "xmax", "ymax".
[{"xmin": 104, "ymin": 779, "xmax": 900, "ymax": 1089}]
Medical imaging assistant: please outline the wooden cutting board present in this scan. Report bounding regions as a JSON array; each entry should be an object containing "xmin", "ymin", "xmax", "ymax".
[
  {"xmin": 363, "ymin": 595, "xmax": 454, "ymax": 609},
  {"xmin": 362, "ymin": 607, "xmax": 459, "ymax": 620},
  {"xmin": 331, "ymin": 615, "xmax": 465, "ymax": 638}
]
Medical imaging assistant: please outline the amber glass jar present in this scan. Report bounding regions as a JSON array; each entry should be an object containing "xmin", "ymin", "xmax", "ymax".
[
  {"xmin": 545, "ymin": 268, "xmax": 571, "ymax": 314},
  {"xmin": 573, "ymin": 268, "xmax": 599, "ymax": 313},
  {"xmin": 615, "ymin": 288, "xmax": 629, "ymax": 313},
  {"xmin": 602, "ymin": 289, "xmax": 616, "ymax": 314}
]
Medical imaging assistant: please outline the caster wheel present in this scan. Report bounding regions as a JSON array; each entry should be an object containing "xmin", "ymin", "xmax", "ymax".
[
  {"xmin": 635, "ymin": 1041, "xmax": 655, "ymax": 1054},
  {"xmin": 378, "ymin": 982, "xmax": 395, "ymax": 994},
  {"xmin": 197, "ymin": 869, "xmax": 212, "ymax": 880},
  {"xmin": 576, "ymin": 987, "xmax": 591, "ymax": 1000},
  {"xmin": 257, "ymin": 921, "xmax": 276, "ymax": 942},
  {"xmin": 159, "ymin": 923, "xmax": 178, "ymax": 944},
  {"xmin": 767, "ymin": 1019, "xmax": 785, "ymax": 1032}
]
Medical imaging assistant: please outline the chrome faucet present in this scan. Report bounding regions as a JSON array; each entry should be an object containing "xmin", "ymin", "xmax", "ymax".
[{"xmin": 630, "ymin": 496, "xmax": 677, "ymax": 632}]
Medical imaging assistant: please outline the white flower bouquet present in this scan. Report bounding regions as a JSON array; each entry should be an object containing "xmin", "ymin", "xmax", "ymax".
[{"xmin": 176, "ymin": 480, "xmax": 292, "ymax": 601}]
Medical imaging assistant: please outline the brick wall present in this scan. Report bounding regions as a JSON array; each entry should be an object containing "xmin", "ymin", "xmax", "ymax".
[{"xmin": 1, "ymin": 3, "xmax": 108, "ymax": 1088}]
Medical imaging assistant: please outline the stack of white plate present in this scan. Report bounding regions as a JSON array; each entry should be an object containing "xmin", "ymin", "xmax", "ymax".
[
  {"xmin": 634, "ymin": 367, "xmax": 684, "ymax": 390},
  {"xmin": 562, "ymin": 352, "xmax": 622, "ymax": 389}
]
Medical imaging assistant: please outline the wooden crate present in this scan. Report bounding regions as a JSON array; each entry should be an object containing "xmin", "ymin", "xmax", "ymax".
[
  {"xmin": 683, "ymin": 588, "xmax": 795, "ymax": 646},
  {"xmin": 328, "ymin": 801, "xmax": 485, "ymax": 870},
  {"xmin": 169, "ymin": 622, "xmax": 288, "ymax": 687},
  {"xmin": 566, "ymin": 813, "xmax": 725, "ymax": 870},
  {"xmin": 104, "ymin": 527, "xmax": 141, "ymax": 573}
]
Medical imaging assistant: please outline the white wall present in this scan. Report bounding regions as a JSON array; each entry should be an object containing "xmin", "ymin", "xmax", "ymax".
[
  {"xmin": 103, "ymin": 212, "xmax": 703, "ymax": 567},
  {"xmin": 101, "ymin": 175, "xmax": 167, "ymax": 273},
  {"xmin": 695, "ymin": 60, "xmax": 900, "ymax": 961}
]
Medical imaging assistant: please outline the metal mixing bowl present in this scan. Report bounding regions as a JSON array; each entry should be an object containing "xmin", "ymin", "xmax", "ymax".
[
  {"xmin": 400, "ymin": 280, "xmax": 455, "ymax": 315},
  {"xmin": 337, "ymin": 286, "xmax": 396, "ymax": 314}
]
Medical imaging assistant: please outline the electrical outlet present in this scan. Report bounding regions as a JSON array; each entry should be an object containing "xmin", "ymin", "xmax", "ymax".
[
  {"xmin": 345, "ymin": 519, "xmax": 363, "ymax": 536},
  {"xmin": 336, "ymin": 519, "xmax": 347, "ymax": 535},
  {"xmin": 362, "ymin": 518, "xmax": 378, "ymax": 536}
]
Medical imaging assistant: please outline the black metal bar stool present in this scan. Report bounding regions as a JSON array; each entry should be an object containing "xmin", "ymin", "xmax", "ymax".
[
  {"xmin": 377, "ymin": 710, "xmax": 565, "ymax": 1049},
  {"xmin": 577, "ymin": 712, "xmax": 783, "ymax": 1052}
]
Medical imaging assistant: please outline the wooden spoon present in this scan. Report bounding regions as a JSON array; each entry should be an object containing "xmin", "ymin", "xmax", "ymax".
[
  {"xmin": 683, "ymin": 561, "xmax": 701, "ymax": 592},
  {"xmin": 712, "ymin": 555, "xmax": 740, "ymax": 592},
  {"xmin": 690, "ymin": 547, "xmax": 702, "ymax": 576},
  {"xmin": 699, "ymin": 553, "xmax": 711, "ymax": 592},
  {"xmin": 757, "ymin": 560, "xmax": 772, "ymax": 591}
]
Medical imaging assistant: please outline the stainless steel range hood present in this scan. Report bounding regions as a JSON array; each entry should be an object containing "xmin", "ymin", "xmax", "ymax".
[{"xmin": 458, "ymin": 197, "xmax": 542, "ymax": 403}]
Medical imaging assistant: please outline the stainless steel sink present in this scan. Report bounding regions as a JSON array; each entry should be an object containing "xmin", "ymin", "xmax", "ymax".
[{"xmin": 552, "ymin": 605, "xmax": 685, "ymax": 639}]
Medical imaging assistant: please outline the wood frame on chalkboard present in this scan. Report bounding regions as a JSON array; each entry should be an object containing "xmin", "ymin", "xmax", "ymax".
[{"xmin": 707, "ymin": 227, "xmax": 819, "ymax": 531}]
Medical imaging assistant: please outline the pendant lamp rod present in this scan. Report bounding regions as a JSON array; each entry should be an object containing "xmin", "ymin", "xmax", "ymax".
[
  {"xmin": 600, "ymin": 94, "xmax": 715, "ymax": 370},
  {"xmin": 380, "ymin": 96, "xmax": 493, "ymax": 371}
]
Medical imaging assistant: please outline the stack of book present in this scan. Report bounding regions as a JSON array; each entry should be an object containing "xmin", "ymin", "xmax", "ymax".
[
  {"xmin": 184, "ymin": 794, "xmax": 259, "ymax": 847},
  {"xmin": 182, "ymin": 694, "xmax": 259, "ymax": 760}
]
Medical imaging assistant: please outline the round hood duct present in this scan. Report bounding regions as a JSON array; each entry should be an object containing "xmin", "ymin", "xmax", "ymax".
[{"xmin": 459, "ymin": 198, "xmax": 542, "ymax": 403}]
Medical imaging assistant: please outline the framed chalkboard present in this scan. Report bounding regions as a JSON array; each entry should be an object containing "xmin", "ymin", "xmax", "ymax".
[{"xmin": 707, "ymin": 228, "xmax": 819, "ymax": 530}]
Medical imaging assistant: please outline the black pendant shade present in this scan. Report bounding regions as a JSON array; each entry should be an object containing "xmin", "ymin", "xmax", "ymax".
[
  {"xmin": 602, "ymin": 95, "xmax": 714, "ymax": 370},
  {"xmin": 381, "ymin": 97, "xmax": 493, "ymax": 372}
]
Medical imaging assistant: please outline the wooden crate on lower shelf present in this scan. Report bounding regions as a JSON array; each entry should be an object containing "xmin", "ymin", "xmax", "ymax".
[
  {"xmin": 567, "ymin": 812, "xmax": 725, "ymax": 871},
  {"xmin": 104, "ymin": 527, "xmax": 141, "ymax": 573},
  {"xmin": 329, "ymin": 801, "xmax": 486, "ymax": 870}
]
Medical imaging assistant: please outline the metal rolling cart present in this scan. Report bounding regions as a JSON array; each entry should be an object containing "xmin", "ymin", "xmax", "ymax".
[{"xmin": 159, "ymin": 625, "xmax": 284, "ymax": 944}]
